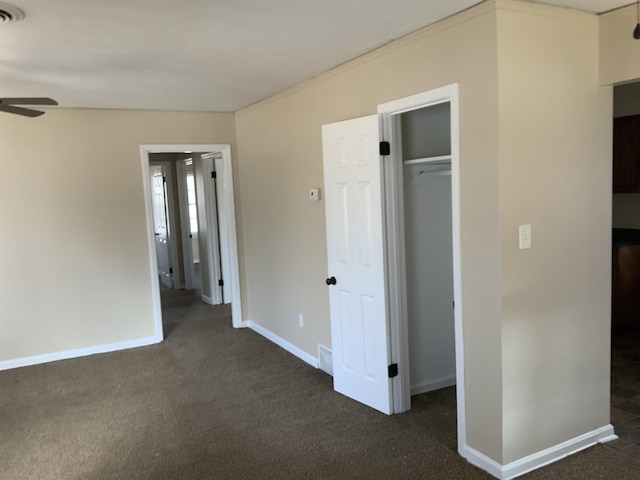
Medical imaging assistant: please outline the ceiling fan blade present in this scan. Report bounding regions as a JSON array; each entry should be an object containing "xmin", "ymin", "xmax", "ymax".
[
  {"xmin": 0, "ymin": 104, "xmax": 45, "ymax": 117},
  {"xmin": 0, "ymin": 97, "xmax": 58, "ymax": 106}
]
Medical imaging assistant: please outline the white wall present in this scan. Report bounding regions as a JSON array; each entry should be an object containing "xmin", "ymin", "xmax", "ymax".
[
  {"xmin": 404, "ymin": 164, "xmax": 456, "ymax": 395},
  {"xmin": 400, "ymin": 103, "xmax": 451, "ymax": 160},
  {"xmin": 0, "ymin": 109, "xmax": 236, "ymax": 364}
]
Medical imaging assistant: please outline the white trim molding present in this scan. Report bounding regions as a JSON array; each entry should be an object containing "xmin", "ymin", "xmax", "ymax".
[
  {"xmin": 245, "ymin": 320, "xmax": 318, "ymax": 368},
  {"xmin": 0, "ymin": 336, "xmax": 161, "ymax": 372},
  {"xmin": 461, "ymin": 425, "xmax": 617, "ymax": 480},
  {"xmin": 201, "ymin": 294, "xmax": 214, "ymax": 305}
]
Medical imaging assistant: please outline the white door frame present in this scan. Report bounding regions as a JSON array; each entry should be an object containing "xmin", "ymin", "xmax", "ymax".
[
  {"xmin": 378, "ymin": 84, "xmax": 466, "ymax": 451},
  {"xmin": 140, "ymin": 144, "xmax": 244, "ymax": 340},
  {"xmin": 214, "ymin": 155, "xmax": 233, "ymax": 304},
  {"xmin": 149, "ymin": 159, "xmax": 183, "ymax": 289}
]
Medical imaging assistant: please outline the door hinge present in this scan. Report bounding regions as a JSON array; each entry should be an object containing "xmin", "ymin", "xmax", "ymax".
[
  {"xmin": 169, "ymin": 267, "xmax": 173, "ymax": 274},
  {"xmin": 163, "ymin": 176, "xmax": 167, "ymax": 183},
  {"xmin": 379, "ymin": 141, "xmax": 391, "ymax": 156},
  {"xmin": 218, "ymin": 279, "xmax": 224, "ymax": 287},
  {"xmin": 388, "ymin": 363, "xmax": 398, "ymax": 378},
  {"xmin": 211, "ymin": 171, "xmax": 217, "ymax": 179}
]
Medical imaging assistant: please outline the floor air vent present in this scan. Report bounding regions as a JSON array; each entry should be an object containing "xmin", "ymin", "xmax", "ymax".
[{"xmin": 318, "ymin": 345, "xmax": 333, "ymax": 376}]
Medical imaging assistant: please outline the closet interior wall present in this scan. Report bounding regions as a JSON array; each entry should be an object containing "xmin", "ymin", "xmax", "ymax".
[{"xmin": 400, "ymin": 103, "xmax": 457, "ymax": 396}]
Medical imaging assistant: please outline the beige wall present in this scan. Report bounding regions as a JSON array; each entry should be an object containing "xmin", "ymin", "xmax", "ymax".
[
  {"xmin": 497, "ymin": 2, "xmax": 611, "ymax": 463},
  {"xmin": 235, "ymin": 1, "xmax": 504, "ymax": 460},
  {"xmin": 600, "ymin": 3, "xmax": 640, "ymax": 86},
  {"xmin": 0, "ymin": 109, "xmax": 236, "ymax": 362}
]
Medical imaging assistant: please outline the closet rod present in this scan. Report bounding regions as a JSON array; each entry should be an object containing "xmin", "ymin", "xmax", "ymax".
[{"xmin": 414, "ymin": 170, "xmax": 451, "ymax": 177}]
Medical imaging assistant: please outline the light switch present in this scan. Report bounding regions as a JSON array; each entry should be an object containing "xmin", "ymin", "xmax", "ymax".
[
  {"xmin": 519, "ymin": 224, "xmax": 532, "ymax": 250},
  {"xmin": 309, "ymin": 188, "xmax": 321, "ymax": 201}
]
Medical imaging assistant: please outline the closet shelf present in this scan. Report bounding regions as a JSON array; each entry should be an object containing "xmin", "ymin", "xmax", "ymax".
[{"xmin": 403, "ymin": 155, "xmax": 452, "ymax": 165}]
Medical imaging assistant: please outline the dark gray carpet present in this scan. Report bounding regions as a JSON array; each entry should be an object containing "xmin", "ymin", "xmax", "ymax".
[{"xmin": 1, "ymin": 288, "xmax": 638, "ymax": 480}]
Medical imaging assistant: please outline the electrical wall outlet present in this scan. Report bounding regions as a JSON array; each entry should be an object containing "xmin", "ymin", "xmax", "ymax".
[
  {"xmin": 299, "ymin": 313, "xmax": 304, "ymax": 328},
  {"xmin": 519, "ymin": 224, "xmax": 532, "ymax": 250}
]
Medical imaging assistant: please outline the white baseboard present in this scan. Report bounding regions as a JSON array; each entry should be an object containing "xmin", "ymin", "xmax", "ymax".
[
  {"xmin": 0, "ymin": 335, "xmax": 162, "ymax": 372},
  {"xmin": 245, "ymin": 320, "xmax": 318, "ymax": 368},
  {"xmin": 462, "ymin": 424, "xmax": 617, "ymax": 480},
  {"xmin": 411, "ymin": 375, "xmax": 456, "ymax": 396},
  {"xmin": 201, "ymin": 294, "xmax": 213, "ymax": 305}
]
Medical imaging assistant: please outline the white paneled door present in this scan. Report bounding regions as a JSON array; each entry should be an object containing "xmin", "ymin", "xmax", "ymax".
[
  {"xmin": 322, "ymin": 115, "xmax": 392, "ymax": 415},
  {"xmin": 150, "ymin": 165, "xmax": 172, "ymax": 288}
]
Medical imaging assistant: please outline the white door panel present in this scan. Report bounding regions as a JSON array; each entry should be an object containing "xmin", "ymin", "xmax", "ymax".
[
  {"xmin": 322, "ymin": 114, "xmax": 392, "ymax": 415},
  {"xmin": 194, "ymin": 155, "xmax": 223, "ymax": 305},
  {"xmin": 150, "ymin": 165, "xmax": 172, "ymax": 288},
  {"xmin": 215, "ymin": 157, "xmax": 232, "ymax": 304}
]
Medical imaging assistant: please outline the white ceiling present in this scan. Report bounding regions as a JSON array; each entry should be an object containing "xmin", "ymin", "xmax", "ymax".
[{"xmin": 0, "ymin": 0, "xmax": 633, "ymax": 112}]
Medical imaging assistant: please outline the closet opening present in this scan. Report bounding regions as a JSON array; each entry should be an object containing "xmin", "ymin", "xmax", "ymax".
[
  {"xmin": 398, "ymin": 102, "xmax": 456, "ymax": 399},
  {"xmin": 379, "ymin": 84, "xmax": 464, "ymax": 448}
]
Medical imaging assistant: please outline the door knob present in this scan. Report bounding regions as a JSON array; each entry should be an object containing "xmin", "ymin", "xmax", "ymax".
[{"xmin": 326, "ymin": 276, "xmax": 337, "ymax": 286}]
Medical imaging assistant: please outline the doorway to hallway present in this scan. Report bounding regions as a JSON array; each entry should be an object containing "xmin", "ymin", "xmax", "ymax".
[{"xmin": 140, "ymin": 144, "xmax": 243, "ymax": 342}]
